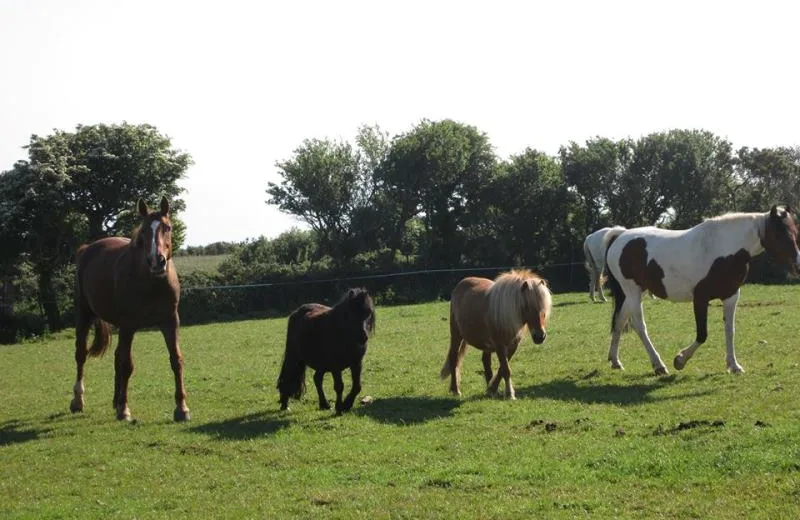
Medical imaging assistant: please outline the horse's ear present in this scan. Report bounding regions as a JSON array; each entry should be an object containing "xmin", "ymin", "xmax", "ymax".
[
  {"xmin": 539, "ymin": 279, "xmax": 547, "ymax": 286},
  {"xmin": 520, "ymin": 280, "xmax": 529, "ymax": 293},
  {"xmin": 770, "ymin": 205, "xmax": 779, "ymax": 218},
  {"xmin": 137, "ymin": 198, "xmax": 149, "ymax": 217},
  {"xmin": 786, "ymin": 205, "xmax": 793, "ymax": 215},
  {"xmin": 160, "ymin": 196, "xmax": 170, "ymax": 216}
]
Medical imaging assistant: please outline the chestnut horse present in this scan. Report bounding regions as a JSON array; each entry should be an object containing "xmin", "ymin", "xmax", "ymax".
[
  {"xmin": 604, "ymin": 205, "xmax": 800, "ymax": 375},
  {"xmin": 441, "ymin": 269, "xmax": 552, "ymax": 399},
  {"xmin": 70, "ymin": 197, "xmax": 190, "ymax": 421},
  {"xmin": 277, "ymin": 288, "xmax": 375, "ymax": 415}
]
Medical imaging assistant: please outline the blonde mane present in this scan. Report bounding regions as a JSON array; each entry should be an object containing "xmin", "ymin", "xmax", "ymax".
[{"xmin": 487, "ymin": 269, "xmax": 552, "ymax": 340}]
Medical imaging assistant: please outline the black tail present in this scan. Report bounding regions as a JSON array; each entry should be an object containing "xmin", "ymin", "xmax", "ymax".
[
  {"xmin": 276, "ymin": 313, "xmax": 306, "ymax": 401},
  {"xmin": 604, "ymin": 234, "xmax": 626, "ymax": 333}
]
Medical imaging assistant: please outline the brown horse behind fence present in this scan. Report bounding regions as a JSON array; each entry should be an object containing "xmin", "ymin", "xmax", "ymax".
[
  {"xmin": 441, "ymin": 269, "xmax": 552, "ymax": 399},
  {"xmin": 70, "ymin": 197, "xmax": 190, "ymax": 422}
]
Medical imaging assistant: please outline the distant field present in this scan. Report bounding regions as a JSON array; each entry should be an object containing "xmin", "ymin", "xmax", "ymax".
[
  {"xmin": 173, "ymin": 254, "xmax": 228, "ymax": 276},
  {"xmin": 1, "ymin": 286, "xmax": 800, "ymax": 518}
]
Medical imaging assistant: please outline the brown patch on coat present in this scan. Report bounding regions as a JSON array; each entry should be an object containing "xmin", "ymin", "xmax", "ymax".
[
  {"xmin": 762, "ymin": 205, "xmax": 800, "ymax": 269},
  {"xmin": 618, "ymin": 238, "xmax": 668, "ymax": 299},
  {"xmin": 694, "ymin": 249, "xmax": 751, "ymax": 303}
]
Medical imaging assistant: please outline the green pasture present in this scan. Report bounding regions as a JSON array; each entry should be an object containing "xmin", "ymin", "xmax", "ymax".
[
  {"xmin": 1, "ymin": 286, "xmax": 799, "ymax": 519},
  {"xmin": 173, "ymin": 254, "xmax": 228, "ymax": 276}
]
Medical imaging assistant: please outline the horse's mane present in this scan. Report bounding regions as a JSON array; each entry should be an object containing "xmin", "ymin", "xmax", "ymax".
[{"xmin": 487, "ymin": 269, "xmax": 552, "ymax": 339}]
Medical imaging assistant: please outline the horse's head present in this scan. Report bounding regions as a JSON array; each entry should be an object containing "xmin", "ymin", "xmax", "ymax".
[
  {"xmin": 134, "ymin": 197, "xmax": 174, "ymax": 278},
  {"xmin": 763, "ymin": 205, "xmax": 800, "ymax": 272},
  {"xmin": 521, "ymin": 277, "xmax": 552, "ymax": 345},
  {"xmin": 340, "ymin": 288, "xmax": 375, "ymax": 345}
]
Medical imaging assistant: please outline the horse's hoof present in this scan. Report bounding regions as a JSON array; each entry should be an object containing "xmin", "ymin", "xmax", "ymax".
[
  {"xmin": 654, "ymin": 366, "xmax": 669, "ymax": 376},
  {"xmin": 174, "ymin": 408, "xmax": 191, "ymax": 422},
  {"xmin": 610, "ymin": 362, "xmax": 624, "ymax": 370},
  {"xmin": 69, "ymin": 400, "xmax": 83, "ymax": 413},
  {"xmin": 673, "ymin": 355, "xmax": 686, "ymax": 370},
  {"xmin": 728, "ymin": 365, "xmax": 745, "ymax": 374},
  {"xmin": 319, "ymin": 403, "xmax": 331, "ymax": 410},
  {"xmin": 116, "ymin": 412, "xmax": 132, "ymax": 421}
]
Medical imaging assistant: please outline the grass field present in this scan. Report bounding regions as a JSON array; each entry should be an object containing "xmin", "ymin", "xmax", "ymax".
[
  {"xmin": 2, "ymin": 286, "xmax": 800, "ymax": 518},
  {"xmin": 173, "ymin": 254, "xmax": 228, "ymax": 276}
]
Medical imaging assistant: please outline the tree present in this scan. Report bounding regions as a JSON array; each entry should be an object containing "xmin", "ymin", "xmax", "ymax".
[
  {"xmin": 267, "ymin": 125, "xmax": 389, "ymax": 266},
  {"xmin": 560, "ymin": 137, "xmax": 623, "ymax": 234},
  {"xmin": 473, "ymin": 149, "xmax": 574, "ymax": 266},
  {"xmin": 734, "ymin": 146, "xmax": 800, "ymax": 211},
  {"xmin": 378, "ymin": 119, "xmax": 497, "ymax": 267},
  {"xmin": 0, "ymin": 123, "xmax": 191, "ymax": 331},
  {"xmin": 656, "ymin": 130, "xmax": 734, "ymax": 229}
]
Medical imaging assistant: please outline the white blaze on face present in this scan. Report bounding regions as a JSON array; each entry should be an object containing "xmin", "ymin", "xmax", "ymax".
[{"xmin": 150, "ymin": 220, "xmax": 161, "ymax": 265}]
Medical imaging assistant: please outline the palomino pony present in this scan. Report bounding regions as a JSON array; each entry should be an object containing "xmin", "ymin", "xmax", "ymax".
[
  {"xmin": 584, "ymin": 226, "xmax": 626, "ymax": 302},
  {"xmin": 441, "ymin": 269, "xmax": 553, "ymax": 399},
  {"xmin": 277, "ymin": 288, "xmax": 376, "ymax": 415},
  {"xmin": 70, "ymin": 197, "xmax": 190, "ymax": 421},
  {"xmin": 604, "ymin": 205, "xmax": 800, "ymax": 375}
]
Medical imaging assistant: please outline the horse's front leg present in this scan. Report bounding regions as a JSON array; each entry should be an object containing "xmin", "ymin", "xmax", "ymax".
[
  {"xmin": 331, "ymin": 370, "xmax": 345, "ymax": 415},
  {"xmin": 722, "ymin": 291, "xmax": 743, "ymax": 373},
  {"xmin": 629, "ymin": 301, "xmax": 668, "ymax": 375},
  {"xmin": 487, "ymin": 346, "xmax": 514, "ymax": 399},
  {"xmin": 313, "ymin": 370, "xmax": 330, "ymax": 410},
  {"xmin": 674, "ymin": 297, "xmax": 709, "ymax": 371},
  {"xmin": 481, "ymin": 351, "xmax": 493, "ymax": 385},
  {"xmin": 113, "ymin": 328, "xmax": 135, "ymax": 421},
  {"xmin": 161, "ymin": 314, "xmax": 190, "ymax": 422},
  {"xmin": 340, "ymin": 361, "xmax": 363, "ymax": 413}
]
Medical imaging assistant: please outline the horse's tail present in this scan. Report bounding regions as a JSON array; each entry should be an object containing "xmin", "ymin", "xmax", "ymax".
[
  {"xmin": 604, "ymin": 231, "xmax": 627, "ymax": 333},
  {"xmin": 88, "ymin": 318, "xmax": 112, "ymax": 358},
  {"xmin": 276, "ymin": 313, "xmax": 307, "ymax": 400}
]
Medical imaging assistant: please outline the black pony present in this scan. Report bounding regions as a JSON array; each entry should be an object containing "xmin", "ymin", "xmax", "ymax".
[{"xmin": 277, "ymin": 288, "xmax": 376, "ymax": 415}]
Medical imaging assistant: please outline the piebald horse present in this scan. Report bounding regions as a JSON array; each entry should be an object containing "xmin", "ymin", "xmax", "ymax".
[
  {"xmin": 604, "ymin": 205, "xmax": 800, "ymax": 375},
  {"xmin": 584, "ymin": 226, "xmax": 626, "ymax": 302},
  {"xmin": 70, "ymin": 197, "xmax": 190, "ymax": 421},
  {"xmin": 441, "ymin": 269, "xmax": 552, "ymax": 399}
]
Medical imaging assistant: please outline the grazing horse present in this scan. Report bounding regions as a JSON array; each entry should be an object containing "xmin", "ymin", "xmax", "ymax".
[
  {"xmin": 584, "ymin": 226, "xmax": 626, "ymax": 302},
  {"xmin": 277, "ymin": 288, "xmax": 376, "ymax": 415},
  {"xmin": 441, "ymin": 269, "xmax": 553, "ymax": 399},
  {"xmin": 604, "ymin": 205, "xmax": 800, "ymax": 375},
  {"xmin": 70, "ymin": 197, "xmax": 190, "ymax": 422}
]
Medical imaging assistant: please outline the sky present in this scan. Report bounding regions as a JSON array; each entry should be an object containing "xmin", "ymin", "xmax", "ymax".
[{"xmin": 1, "ymin": 0, "xmax": 799, "ymax": 246}]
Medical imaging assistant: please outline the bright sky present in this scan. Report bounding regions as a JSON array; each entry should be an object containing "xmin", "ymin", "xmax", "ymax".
[{"xmin": 2, "ymin": 0, "xmax": 799, "ymax": 246}]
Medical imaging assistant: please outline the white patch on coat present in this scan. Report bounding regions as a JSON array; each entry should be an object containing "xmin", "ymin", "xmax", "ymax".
[{"xmin": 150, "ymin": 220, "xmax": 161, "ymax": 263}]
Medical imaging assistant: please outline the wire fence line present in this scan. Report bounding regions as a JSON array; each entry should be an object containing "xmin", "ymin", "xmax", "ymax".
[{"xmin": 180, "ymin": 261, "xmax": 587, "ymax": 293}]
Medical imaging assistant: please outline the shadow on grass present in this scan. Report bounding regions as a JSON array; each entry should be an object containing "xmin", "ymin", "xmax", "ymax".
[
  {"xmin": 354, "ymin": 396, "xmax": 462, "ymax": 425},
  {"xmin": 516, "ymin": 377, "xmax": 714, "ymax": 406},
  {"xmin": 189, "ymin": 411, "xmax": 290, "ymax": 440},
  {"xmin": 0, "ymin": 420, "xmax": 50, "ymax": 447}
]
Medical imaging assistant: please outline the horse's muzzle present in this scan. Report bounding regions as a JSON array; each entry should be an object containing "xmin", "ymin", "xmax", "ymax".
[
  {"xmin": 149, "ymin": 255, "xmax": 168, "ymax": 277},
  {"xmin": 532, "ymin": 331, "xmax": 546, "ymax": 344}
]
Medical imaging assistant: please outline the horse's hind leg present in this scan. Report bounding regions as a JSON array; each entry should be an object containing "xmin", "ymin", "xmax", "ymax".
[
  {"xmin": 340, "ymin": 361, "xmax": 363, "ymax": 413},
  {"xmin": 161, "ymin": 315, "xmax": 190, "ymax": 421},
  {"xmin": 70, "ymin": 311, "xmax": 92, "ymax": 413},
  {"xmin": 442, "ymin": 315, "xmax": 467, "ymax": 396},
  {"xmin": 331, "ymin": 370, "xmax": 345, "ymax": 415},
  {"xmin": 313, "ymin": 370, "xmax": 330, "ymax": 410},
  {"xmin": 113, "ymin": 328, "xmax": 135, "ymax": 421}
]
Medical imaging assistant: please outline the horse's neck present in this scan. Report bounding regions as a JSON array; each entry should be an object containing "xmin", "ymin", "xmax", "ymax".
[{"xmin": 697, "ymin": 213, "xmax": 766, "ymax": 258}]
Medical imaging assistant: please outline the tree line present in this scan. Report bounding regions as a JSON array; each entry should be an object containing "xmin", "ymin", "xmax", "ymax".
[{"xmin": 2, "ymin": 119, "xmax": 798, "ymax": 342}]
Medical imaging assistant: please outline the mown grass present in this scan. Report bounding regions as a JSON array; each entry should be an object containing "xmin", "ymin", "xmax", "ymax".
[
  {"xmin": 173, "ymin": 254, "xmax": 227, "ymax": 276},
  {"xmin": 1, "ymin": 286, "xmax": 800, "ymax": 518}
]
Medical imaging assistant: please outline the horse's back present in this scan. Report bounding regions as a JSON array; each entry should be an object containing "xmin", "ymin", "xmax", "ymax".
[
  {"xmin": 450, "ymin": 277, "xmax": 493, "ymax": 348},
  {"xmin": 606, "ymin": 226, "xmax": 701, "ymax": 301}
]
